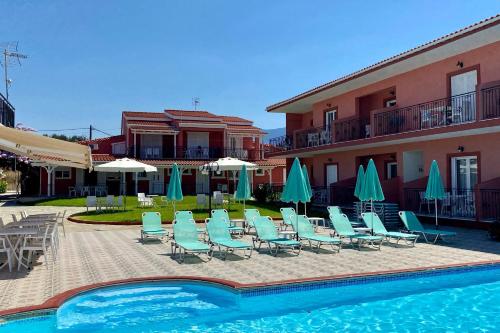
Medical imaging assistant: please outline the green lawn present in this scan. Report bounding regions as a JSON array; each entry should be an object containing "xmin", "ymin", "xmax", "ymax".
[{"xmin": 28, "ymin": 195, "xmax": 289, "ymax": 223}]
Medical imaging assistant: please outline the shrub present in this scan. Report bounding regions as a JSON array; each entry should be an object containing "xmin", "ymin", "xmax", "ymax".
[
  {"xmin": 254, "ymin": 184, "xmax": 270, "ymax": 203},
  {"xmin": 0, "ymin": 180, "xmax": 7, "ymax": 194}
]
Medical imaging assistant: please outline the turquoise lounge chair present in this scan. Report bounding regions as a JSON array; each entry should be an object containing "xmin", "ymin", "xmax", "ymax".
[
  {"xmin": 171, "ymin": 214, "xmax": 210, "ymax": 262},
  {"xmin": 140, "ymin": 212, "xmax": 168, "ymax": 242},
  {"xmin": 252, "ymin": 216, "xmax": 301, "ymax": 256},
  {"xmin": 361, "ymin": 212, "xmax": 419, "ymax": 247},
  {"xmin": 327, "ymin": 206, "xmax": 363, "ymax": 228},
  {"xmin": 243, "ymin": 208, "xmax": 261, "ymax": 233},
  {"xmin": 280, "ymin": 207, "xmax": 297, "ymax": 230},
  {"xmin": 328, "ymin": 212, "xmax": 383, "ymax": 250},
  {"xmin": 398, "ymin": 211, "xmax": 457, "ymax": 243},
  {"xmin": 292, "ymin": 215, "xmax": 341, "ymax": 253},
  {"xmin": 206, "ymin": 217, "xmax": 252, "ymax": 260},
  {"xmin": 211, "ymin": 209, "xmax": 245, "ymax": 235},
  {"xmin": 175, "ymin": 211, "xmax": 205, "ymax": 239}
]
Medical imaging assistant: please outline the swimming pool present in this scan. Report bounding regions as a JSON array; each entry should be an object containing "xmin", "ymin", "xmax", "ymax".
[{"xmin": 1, "ymin": 264, "xmax": 499, "ymax": 332}]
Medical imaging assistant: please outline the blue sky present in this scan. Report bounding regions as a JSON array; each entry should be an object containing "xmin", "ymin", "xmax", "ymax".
[{"xmin": 2, "ymin": 0, "xmax": 499, "ymax": 137}]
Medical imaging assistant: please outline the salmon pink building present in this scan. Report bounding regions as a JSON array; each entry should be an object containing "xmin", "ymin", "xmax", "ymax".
[
  {"xmin": 39, "ymin": 109, "xmax": 285, "ymax": 196},
  {"xmin": 266, "ymin": 15, "xmax": 500, "ymax": 223}
]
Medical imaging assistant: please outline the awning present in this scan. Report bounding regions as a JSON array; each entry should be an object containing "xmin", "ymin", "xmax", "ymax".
[
  {"xmin": 200, "ymin": 157, "xmax": 258, "ymax": 173},
  {"xmin": 0, "ymin": 124, "xmax": 92, "ymax": 169}
]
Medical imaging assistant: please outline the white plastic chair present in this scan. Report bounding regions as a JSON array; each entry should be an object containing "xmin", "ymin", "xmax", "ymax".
[
  {"xmin": 86, "ymin": 196, "xmax": 97, "ymax": 211},
  {"xmin": 106, "ymin": 195, "xmax": 115, "ymax": 210},
  {"xmin": 137, "ymin": 193, "xmax": 153, "ymax": 207},
  {"xmin": 0, "ymin": 236, "xmax": 13, "ymax": 272},
  {"xmin": 116, "ymin": 196, "xmax": 124, "ymax": 210},
  {"xmin": 214, "ymin": 192, "xmax": 224, "ymax": 207},
  {"xmin": 68, "ymin": 186, "xmax": 76, "ymax": 197},
  {"xmin": 196, "ymin": 194, "xmax": 207, "ymax": 208},
  {"xmin": 57, "ymin": 210, "xmax": 67, "ymax": 237},
  {"xmin": 18, "ymin": 224, "xmax": 54, "ymax": 270}
]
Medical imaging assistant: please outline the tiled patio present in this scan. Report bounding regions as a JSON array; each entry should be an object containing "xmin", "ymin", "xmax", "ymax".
[{"xmin": 0, "ymin": 205, "xmax": 499, "ymax": 312}]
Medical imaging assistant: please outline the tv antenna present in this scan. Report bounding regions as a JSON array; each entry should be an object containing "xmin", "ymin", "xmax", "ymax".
[
  {"xmin": 1, "ymin": 41, "xmax": 28, "ymax": 100},
  {"xmin": 192, "ymin": 97, "xmax": 200, "ymax": 110}
]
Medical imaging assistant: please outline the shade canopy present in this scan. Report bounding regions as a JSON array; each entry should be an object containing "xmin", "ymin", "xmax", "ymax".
[
  {"xmin": 167, "ymin": 163, "xmax": 183, "ymax": 201},
  {"xmin": 200, "ymin": 157, "xmax": 258, "ymax": 173},
  {"xmin": 281, "ymin": 158, "xmax": 309, "ymax": 204},
  {"xmin": 359, "ymin": 159, "xmax": 385, "ymax": 202},
  {"xmin": 425, "ymin": 160, "xmax": 446, "ymax": 200},
  {"xmin": 354, "ymin": 165, "xmax": 365, "ymax": 199},
  {"xmin": 302, "ymin": 164, "xmax": 313, "ymax": 200},
  {"xmin": 93, "ymin": 158, "xmax": 157, "ymax": 173},
  {"xmin": 235, "ymin": 164, "xmax": 251, "ymax": 200},
  {"xmin": 0, "ymin": 124, "xmax": 92, "ymax": 169}
]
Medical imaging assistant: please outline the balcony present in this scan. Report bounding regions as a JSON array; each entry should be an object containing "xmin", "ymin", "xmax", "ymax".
[
  {"xmin": 128, "ymin": 145, "xmax": 262, "ymax": 161},
  {"xmin": 266, "ymin": 85, "xmax": 500, "ymax": 154},
  {"xmin": 0, "ymin": 93, "xmax": 15, "ymax": 127}
]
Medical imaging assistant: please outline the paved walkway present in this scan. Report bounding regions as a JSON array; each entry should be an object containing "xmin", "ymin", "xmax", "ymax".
[{"xmin": 0, "ymin": 205, "xmax": 499, "ymax": 312}]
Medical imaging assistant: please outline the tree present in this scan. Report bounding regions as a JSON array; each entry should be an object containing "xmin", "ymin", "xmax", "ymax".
[{"xmin": 43, "ymin": 134, "xmax": 87, "ymax": 142}]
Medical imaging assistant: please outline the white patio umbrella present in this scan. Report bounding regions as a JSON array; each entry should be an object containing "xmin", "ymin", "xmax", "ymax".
[
  {"xmin": 94, "ymin": 158, "xmax": 157, "ymax": 209},
  {"xmin": 199, "ymin": 157, "xmax": 258, "ymax": 212}
]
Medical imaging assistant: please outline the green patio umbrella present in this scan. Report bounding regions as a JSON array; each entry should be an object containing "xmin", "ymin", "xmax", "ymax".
[
  {"xmin": 281, "ymin": 158, "xmax": 310, "ymax": 240},
  {"xmin": 354, "ymin": 165, "xmax": 365, "ymax": 199},
  {"xmin": 359, "ymin": 159, "xmax": 385, "ymax": 234},
  {"xmin": 302, "ymin": 164, "xmax": 313, "ymax": 215},
  {"xmin": 167, "ymin": 163, "xmax": 183, "ymax": 214},
  {"xmin": 425, "ymin": 160, "xmax": 446, "ymax": 229},
  {"xmin": 235, "ymin": 164, "xmax": 251, "ymax": 228}
]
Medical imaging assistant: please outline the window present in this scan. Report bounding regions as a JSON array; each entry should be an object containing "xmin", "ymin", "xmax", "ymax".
[
  {"xmin": 55, "ymin": 168, "xmax": 71, "ymax": 179},
  {"xmin": 112, "ymin": 142, "xmax": 126, "ymax": 155},
  {"xmin": 451, "ymin": 156, "xmax": 478, "ymax": 190},
  {"xmin": 386, "ymin": 162, "xmax": 397, "ymax": 179},
  {"xmin": 324, "ymin": 109, "xmax": 337, "ymax": 131},
  {"xmin": 255, "ymin": 169, "xmax": 265, "ymax": 176}
]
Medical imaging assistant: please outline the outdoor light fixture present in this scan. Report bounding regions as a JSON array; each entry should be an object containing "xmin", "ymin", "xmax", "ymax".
[
  {"xmin": 457, "ymin": 146, "xmax": 465, "ymax": 152},
  {"xmin": 457, "ymin": 61, "xmax": 464, "ymax": 68}
]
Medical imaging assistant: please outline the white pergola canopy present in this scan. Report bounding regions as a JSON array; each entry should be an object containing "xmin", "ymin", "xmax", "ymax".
[
  {"xmin": 0, "ymin": 124, "xmax": 92, "ymax": 169},
  {"xmin": 199, "ymin": 157, "xmax": 258, "ymax": 173},
  {"xmin": 93, "ymin": 158, "xmax": 157, "ymax": 173}
]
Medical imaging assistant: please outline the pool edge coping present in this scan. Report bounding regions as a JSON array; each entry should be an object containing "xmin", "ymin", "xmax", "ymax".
[{"xmin": 1, "ymin": 259, "xmax": 500, "ymax": 319}]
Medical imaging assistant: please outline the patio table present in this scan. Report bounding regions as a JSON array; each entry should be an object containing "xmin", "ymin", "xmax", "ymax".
[
  {"xmin": 278, "ymin": 230, "xmax": 297, "ymax": 239},
  {"xmin": 7, "ymin": 220, "xmax": 49, "ymax": 228},
  {"xmin": 0, "ymin": 227, "xmax": 40, "ymax": 269},
  {"xmin": 308, "ymin": 217, "xmax": 326, "ymax": 228}
]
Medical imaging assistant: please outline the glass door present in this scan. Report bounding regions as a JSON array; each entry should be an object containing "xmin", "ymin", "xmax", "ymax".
[{"xmin": 451, "ymin": 156, "xmax": 478, "ymax": 190}]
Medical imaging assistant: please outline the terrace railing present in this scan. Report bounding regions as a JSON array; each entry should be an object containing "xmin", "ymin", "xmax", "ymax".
[
  {"xmin": 374, "ymin": 91, "xmax": 477, "ymax": 136},
  {"xmin": 333, "ymin": 118, "xmax": 369, "ymax": 142},
  {"xmin": 268, "ymin": 135, "xmax": 293, "ymax": 152},
  {"xmin": 129, "ymin": 145, "xmax": 261, "ymax": 161},
  {"xmin": 481, "ymin": 85, "xmax": 500, "ymax": 120},
  {"xmin": 479, "ymin": 189, "xmax": 500, "ymax": 221},
  {"xmin": 403, "ymin": 188, "xmax": 477, "ymax": 219},
  {"xmin": 293, "ymin": 126, "xmax": 332, "ymax": 149}
]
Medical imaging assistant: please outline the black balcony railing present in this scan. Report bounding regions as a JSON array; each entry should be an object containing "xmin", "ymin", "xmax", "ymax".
[
  {"xmin": 268, "ymin": 135, "xmax": 293, "ymax": 151},
  {"xmin": 480, "ymin": 189, "xmax": 500, "ymax": 221},
  {"xmin": 294, "ymin": 126, "xmax": 332, "ymax": 149},
  {"xmin": 374, "ymin": 91, "xmax": 477, "ymax": 136},
  {"xmin": 0, "ymin": 92, "xmax": 15, "ymax": 127},
  {"xmin": 128, "ymin": 145, "xmax": 262, "ymax": 161},
  {"xmin": 334, "ymin": 118, "xmax": 369, "ymax": 142},
  {"xmin": 404, "ymin": 188, "xmax": 477, "ymax": 219},
  {"xmin": 481, "ymin": 85, "xmax": 500, "ymax": 120}
]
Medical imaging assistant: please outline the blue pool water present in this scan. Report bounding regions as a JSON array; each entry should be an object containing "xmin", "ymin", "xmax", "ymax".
[{"xmin": 1, "ymin": 265, "xmax": 499, "ymax": 332}]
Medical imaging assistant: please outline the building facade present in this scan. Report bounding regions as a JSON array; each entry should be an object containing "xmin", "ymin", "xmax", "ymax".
[
  {"xmin": 266, "ymin": 16, "xmax": 500, "ymax": 222},
  {"xmin": 39, "ymin": 109, "xmax": 285, "ymax": 196}
]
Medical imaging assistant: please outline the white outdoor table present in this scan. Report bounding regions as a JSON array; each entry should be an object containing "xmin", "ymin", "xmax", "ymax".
[
  {"xmin": 353, "ymin": 227, "xmax": 372, "ymax": 234},
  {"xmin": 0, "ymin": 227, "xmax": 40, "ymax": 269},
  {"xmin": 308, "ymin": 217, "xmax": 326, "ymax": 228},
  {"xmin": 278, "ymin": 230, "xmax": 297, "ymax": 239}
]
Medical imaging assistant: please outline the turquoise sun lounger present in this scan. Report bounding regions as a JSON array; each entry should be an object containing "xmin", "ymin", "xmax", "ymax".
[
  {"xmin": 328, "ymin": 212, "xmax": 383, "ymax": 250},
  {"xmin": 292, "ymin": 215, "xmax": 341, "ymax": 253},
  {"xmin": 398, "ymin": 211, "xmax": 457, "ymax": 243},
  {"xmin": 206, "ymin": 217, "xmax": 252, "ymax": 260},
  {"xmin": 141, "ymin": 212, "xmax": 168, "ymax": 242},
  {"xmin": 280, "ymin": 207, "xmax": 297, "ymax": 230},
  {"xmin": 361, "ymin": 212, "xmax": 419, "ymax": 246},
  {"xmin": 171, "ymin": 214, "xmax": 210, "ymax": 262},
  {"xmin": 243, "ymin": 208, "xmax": 261, "ymax": 233},
  {"xmin": 175, "ymin": 211, "xmax": 205, "ymax": 238},
  {"xmin": 252, "ymin": 216, "xmax": 301, "ymax": 256},
  {"xmin": 211, "ymin": 209, "xmax": 245, "ymax": 235}
]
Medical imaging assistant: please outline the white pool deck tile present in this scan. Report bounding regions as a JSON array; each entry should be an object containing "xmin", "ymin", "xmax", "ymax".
[{"xmin": 0, "ymin": 206, "xmax": 499, "ymax": 311}]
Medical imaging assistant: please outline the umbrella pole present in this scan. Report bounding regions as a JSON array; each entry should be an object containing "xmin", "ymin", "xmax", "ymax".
[
  {"xmin": 296, "ymin": 202, "xmax": 299, "ymax": 241},
  {"xmin": 243, "ymin": 200, "xmax": 246, "ymax": 230},
  {"xmin": 371, "ymin": 199, "xmax": 374, "ymax": 236},
  {"xmin": 304, "ymin": 202, "xmax": 307, "ymax": 216},
  {"xmin": 173, "ymin": 201, "xmax": 176, "ymax": 218},
  {"xmin": 435, "ymin": 198, "xmax": 438, "ymax": 229}
]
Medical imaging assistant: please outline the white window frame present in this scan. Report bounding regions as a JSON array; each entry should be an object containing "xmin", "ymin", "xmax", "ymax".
[
  {"xmin": 324, "ymin": 109, "xmax": 337, "ymax": 131},
  {"xmin": 385, "ymin": 98, "xmax": 397, "ymax": 108},
  {"xmin": 255, "ymin": 168, "xmax": 265, "ymax": 176},
  {"xmin": 451, "ymin": 155, "xmax": 478, "ymax": 190},
  {"xmin": 55, "ymin": 167, "xmax": 71, "ymax": 179},
  {"xmin": 386, "ymin": 162, "xmax": 397, "ymax": 179}
]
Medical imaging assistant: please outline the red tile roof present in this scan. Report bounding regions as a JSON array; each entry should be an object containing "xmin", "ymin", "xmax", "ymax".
[
  {"xmin": 219, "ymin": 116, "xmax": 252, "ymax": 124},
  {"xmin": 226, "ymin": 125, "xmax": 266, "ymax": 134},
  {"xmin": 267, "ymin": 14, "xmax": 500, "ymax": 111},
  {"xmin": 92, "ymin": 154, "xmax": 116, "ymax": 162},
  {"xmin": 137, "ymin": 159, "xmax": 206, "ymax": 166},
  {"xmin": 79, "ymin": 135, "xmax": 124, "ymax": 145},
  {"xmin": 165, "ymin": 110, "xmax": 221, "ymax": 119},
  {"xmin": 123, "ymin": 111, "xmax": 166, "ymax": 119},
  {"xmin": 256, "ymin": 159, "xmax": 286, "ymax": 167}
]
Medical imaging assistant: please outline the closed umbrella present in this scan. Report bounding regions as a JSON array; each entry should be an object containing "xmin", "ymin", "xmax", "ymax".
[
  {"xmin": 301, "ymin": 164, "xmax": 313, "ymax": 215},
  {"xmin": 281, "ymin": 158, "xmax": 309, "ymax": 240},
  {"xmin": 359, "ymin": 159, "xmax": 385, "ymax": 235},
  {"xmin": 167, "ymin": 163, "xmax": 183, "ymax": 214},
  {"xmin": 425, "ymin": 160, "xmax": 446, "ymax": 229},
  {"xmin": 235, "ymin": 164, "xmax": 251, "ymax": 228},
  {"xmin": 354, "ymin": 165, "xmax": 365, "ymax": 199}
]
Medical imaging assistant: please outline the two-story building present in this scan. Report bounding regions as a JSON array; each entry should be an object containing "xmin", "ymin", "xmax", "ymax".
[
  {"xmin": 39, "ymin": 109, "xmax": 285, "ymax": 196},
  {"xmin": 266, "ymin": 15, "xmax": 500, "ymax": 223}
]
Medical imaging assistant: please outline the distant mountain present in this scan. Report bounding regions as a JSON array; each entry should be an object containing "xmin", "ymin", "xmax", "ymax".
[{"xmin": 262, "ymin": 127, "xmax": 285, "ymax": 143}]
